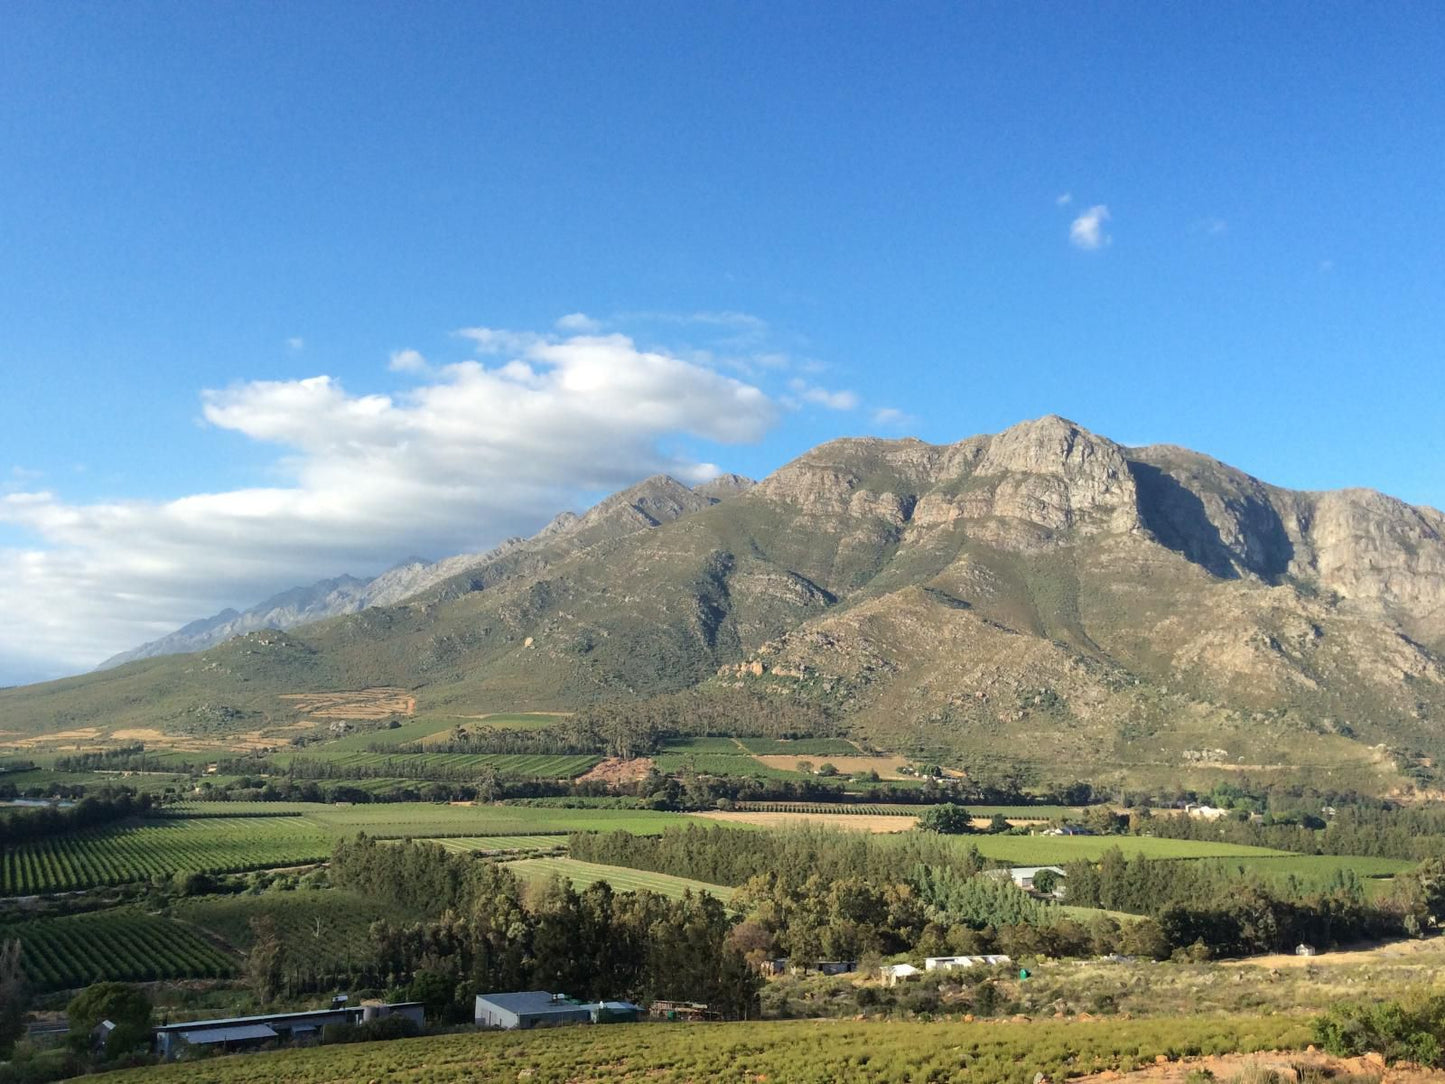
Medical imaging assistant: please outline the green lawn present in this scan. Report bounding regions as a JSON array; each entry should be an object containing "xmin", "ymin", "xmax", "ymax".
[
  {"xmin": 506, "ymin": 856, "xmax": 736, "ymax": 901},
  {"xmin": 966, "ymin": 834, "xmax": 1292, "ymax": 864}
]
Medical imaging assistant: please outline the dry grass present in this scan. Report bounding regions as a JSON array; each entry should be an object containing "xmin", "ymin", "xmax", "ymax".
[
  {"xmin": 694, "ymin": 809, "xmax": 918, "ymax": 833},
  {"xmin": 277, "ymin": 687, "xmax": 416, "ymax": 720}
]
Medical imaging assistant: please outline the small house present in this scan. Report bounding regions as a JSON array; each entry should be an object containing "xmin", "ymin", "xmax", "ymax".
[
  {"xmin": 1007, "ymin": 866, "xmax": 1066, "ymax": 893},
  {"xmin": 879, "ymin": 963, "xmax": 921, "ymax": 986},
  {"xmin": 474, "ymin": 991, "xmax": 592, "ymax": 1030},
  {"xmin": 1296, "ymin": 943, "xmax": 1319, "ymax": 957}
]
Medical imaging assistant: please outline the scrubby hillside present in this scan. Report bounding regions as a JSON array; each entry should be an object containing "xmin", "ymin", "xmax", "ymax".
[{"xmin": 5, "ymin": 416, "xmax": 1443, "ymax": 792}]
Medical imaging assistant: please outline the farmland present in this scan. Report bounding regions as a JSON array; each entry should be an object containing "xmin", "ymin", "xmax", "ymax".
[
  {"xmin": 506, "ymin": 856, "xmax": 736, "ymax": 901},
  {"xmin": 0, "ymin": 816, "xmax": 333, "ymax": 895},
  {"xmin": 1, "ymin": 907, "xmax": 236, "ymax": 990},
  {"xmin": 275, "ymin": 749, "xmax": 602, "ymax": 778},
  {"xmin": 967, "ymin": 834, "xmax": 1291, "ymax": 864},
  {"xmin": 0, "ymin": 804, "xmax": 697, "ymax": 895},
  {"xmin": 170, "ymin": 890, "xmax": 409, "ymax": 978},
  {"xmin": 94, "ymin": 1013, "xmax": 1310, "ymax": 1084}
]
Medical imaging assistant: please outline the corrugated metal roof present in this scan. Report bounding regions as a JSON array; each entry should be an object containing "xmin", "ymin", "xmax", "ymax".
[
  {"xmin": 476, "ymin": 991, "xmax": 585, "ymax": 1015},
  {"xmin": 179, "ymin": 1024, "xmax": 278, "ymax": 1045}
]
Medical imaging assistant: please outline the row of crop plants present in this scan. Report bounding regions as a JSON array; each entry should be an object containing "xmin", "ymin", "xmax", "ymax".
[
  {"xmin": 2, "ymin": 909, "xmax": 236, "ymax": 990},
  {"xmin": 0, "ymin": 818, "xmax": 332, "ymax": 894}
]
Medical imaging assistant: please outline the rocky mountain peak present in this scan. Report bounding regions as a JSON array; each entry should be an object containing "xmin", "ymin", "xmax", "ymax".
[{"xmin": 693, "ymin": 473, "xmax": 756, "ymax": 501}]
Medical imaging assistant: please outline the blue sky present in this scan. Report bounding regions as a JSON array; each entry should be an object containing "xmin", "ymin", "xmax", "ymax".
[{"xmin": 1, "ymin": 2, "xmax": 1442, "ymax": 682}]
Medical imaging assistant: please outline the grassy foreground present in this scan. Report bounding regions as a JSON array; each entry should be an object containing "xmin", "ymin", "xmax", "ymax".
[{"xmin": 96, "ymin": 1014, "xmax": 1310, "ymax": 1084}]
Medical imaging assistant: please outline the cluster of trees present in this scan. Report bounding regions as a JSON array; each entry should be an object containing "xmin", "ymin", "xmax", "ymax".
[
  {"xmin": 1061, "ymin": 847, "xmax": 1445, "ymax": 956},
  {"xmin": 571, "ymin": 823, "xmax": 986, "ymax": 888},
  {"xmin": 1133, "ymin": 803, "xmax": 1445, "ymax": 862},
  {"xmin": 0, "ymin": 791, "xmax": 153, "ymax": 847},
  {"xmin": 329, "ymin": 836, "xmax": 758, "ymax": 1020}
]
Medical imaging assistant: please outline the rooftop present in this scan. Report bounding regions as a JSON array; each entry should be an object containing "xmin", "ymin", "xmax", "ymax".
[{"xmin": 475, "ymin": 991, "xmax": 585, "ymax": 1015}]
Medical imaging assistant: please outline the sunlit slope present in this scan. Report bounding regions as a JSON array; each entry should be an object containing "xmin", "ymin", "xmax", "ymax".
[{"xmin": 4, "ymin": 416, "xmax": 1442, "ymax": 790}]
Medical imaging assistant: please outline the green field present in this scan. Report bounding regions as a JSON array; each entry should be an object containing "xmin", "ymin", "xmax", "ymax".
[
  {"xmin": 400, "ymin": 835, "xmax": 568, "ymax": 854},
  {"xmin": 1, "ymin": 804, "xmax": 697, "ymax": 895},
  {"xmin": 506, "ymin": 856, "xmax": 736, "ymax": 901},
  {"xmin": 94, "ymin": 1014, "xmax": 1310, "ymax": 1084},
  {"xmin": 736, "ymin": 737, "xmax": 862, "ymax": 755},
  {"xmin": 734, "ymin": 802, "xmax": 1082, "ymax": 818},
  {"xmin": 0, "ymin": 816, "xmax": 333, "ymax": 894},
  {"xmin": 1202, "ymin": 853, "xmax": 1414, "ymax": 891},
  {"xmin": 170, "ymin": 890, "xmax": 408, "ymax": 977},
  {"xmin": 966, "ymin": 834, "xmax": 1292, "ymax": 864},
  {"xmin": 651, "ymin": 752, "xmax": 807, "ymax": 779},
  {"xmin": 1, "ymin": 907, "xmax": 236, "ymax": 990},
  {"xmin": 278, "ymin": 750, "xmax": 601, "ymax": 778}
]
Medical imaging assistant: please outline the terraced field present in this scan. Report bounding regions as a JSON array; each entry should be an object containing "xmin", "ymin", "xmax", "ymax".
[
  {"xmin": 506, "ymin": 856, "xmax": 735, "ymax": 901},
  {"xmin": 1, "ymin": 907, "xmax": 236, "ymax": 990}
]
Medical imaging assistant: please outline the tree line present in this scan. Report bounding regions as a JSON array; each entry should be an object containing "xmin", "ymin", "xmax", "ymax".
[
  {"xmin": 0, "ymin": 790, "xmax": 153, "ymax": 847},
  {"xmin": 327, "ymin": 836, "xmax": 759, "ymax": 1021}
]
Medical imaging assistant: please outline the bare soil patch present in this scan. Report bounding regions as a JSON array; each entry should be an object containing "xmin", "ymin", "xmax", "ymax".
[
  {"xmin": 278, "ymin": 688, "xmax": 416, "ymax": 720},
  {"xmin": 579, "ymin": 757, "xmax": 656, "ymax": 785},
  {"xmin": 110, "ymin": 728, "xmax": 168, "ymax": 742},
  {"xmin": 1073, "ymin": 1049, "xmax": 1444, "ymax": 1084},
  {"xmin": 754, "ymin": 753, "xmax": 913, "ymax": 779},
  {"xmin": 694, "ymin": 810, "xmax": 918, "ymax": 833},
  {"xmin": 1220, "ymin": 936, "xmax": 1445, "ymax": 971}
]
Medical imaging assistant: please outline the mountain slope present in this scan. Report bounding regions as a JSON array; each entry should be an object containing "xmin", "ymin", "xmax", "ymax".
[
  {"xmin": 96, "ymin": 474, "xmax": 756, "ymax": 670},
  {"xmin": 5, "ymin": 417, "xmax": 1442, "ymax": 792}
]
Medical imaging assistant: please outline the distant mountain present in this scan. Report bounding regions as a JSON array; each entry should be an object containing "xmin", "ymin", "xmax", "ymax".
[
  {"xmin": 95, "ymin": 475, "xmax": 756, "ymax": 670},
  {"xmin": 9, "ymin": 417, "xmax": 1445, "ymax": 793}
]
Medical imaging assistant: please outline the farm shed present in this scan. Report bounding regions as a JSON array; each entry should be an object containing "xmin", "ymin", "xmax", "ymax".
[
  {"xmin": 153, "ymin": 1001, "xmax": 424, "ymax": 1059},
  {"xmin": 879, "ymin": 963, "xmax": 921, "ymax": 986},
  {"xmin": 1006, "ymin": 866, "xmax": 1066, "ymax": 892},
  {"xmin": 925, "ymin": 954, "xmax": 1012, "ymax": 972},
  {"xmin": 475, "ymin": 991, "xmax": 592, "ymax": 1030},
  {"xmin": 1296, "ymin": 943, "xmax": 1319, "ymax": 957}
]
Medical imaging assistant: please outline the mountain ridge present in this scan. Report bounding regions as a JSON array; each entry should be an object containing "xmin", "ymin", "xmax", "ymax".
[{"xmin": 11, "ymin": 416, "xmax": 1444, "ymax": 793}]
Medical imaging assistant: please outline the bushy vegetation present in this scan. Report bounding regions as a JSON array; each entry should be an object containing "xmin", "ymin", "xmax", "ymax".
[
  {"xmin": 1315, "ymin": 993, "xmax": 1445, "ymax": 1066},
  {"xmin": 90, "ymin": 1014, "xmax": 1312, "ymax": 1084}
]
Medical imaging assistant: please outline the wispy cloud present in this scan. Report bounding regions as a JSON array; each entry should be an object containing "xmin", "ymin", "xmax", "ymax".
[
  {"xmin": 555, "ymin": 312, "xmax": 601, "ymax": 333},
  {"xmin": 872, "ymin": 407, "xmax": 915, "ymax": 428},
  {"xmin": 388, "ymin": 348, "xmax": 428, "ymax": 373},
  {"xmin": 1055, "ymin": 192, "xmax": 1073, "ymax": 207},
  {"xmin": 787, "ymin": 379, "xmax": 858, "ymax": 411},
  {"xmin": 0, "ymin": 324, "xmax": 781, "ymax": 675},
  {"xmin": 286, "ymin": 337, "xmax": 305, "ymax": 352},
  {"xmin": 1069, "ymin": 205, "xmax": 1112, "ymax": 250},
  {"xmin": 1194, "ymin": 217, "xmax": 1227, "ymax": 236}
]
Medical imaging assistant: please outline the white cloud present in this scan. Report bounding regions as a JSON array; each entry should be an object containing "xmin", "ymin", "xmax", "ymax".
[
  {"xmin": 287, "ymin": 337, "xmax": 305, "ymax": 351},
  {"xmin": 872, "ymin": 407, "xmax": 914, "ymax": 428},
  {"xmin": 787, "ymin": 379, "xmax": 859, "ymax": 411},
  {"xmin": 1319, "ymin": 259, "xmax": 1334, "ymax": 273},
  {"xmin": 388, "ymin": 348, "xmax": 428, "ymax": 373},
  {"xmin": 1069, "ymin": 205, "xmax": 1112, "ymax": 250},
  {"xmin": 0, "ymin": 327, "xmax": 780, "ymax": 677},
  {"xmin": 556, "ymin": 312, "xmax": 602, "ymax": 333},
  {"xmin": 1056, "ymin": 192, "xmax": 1073, "ymax": 206}
]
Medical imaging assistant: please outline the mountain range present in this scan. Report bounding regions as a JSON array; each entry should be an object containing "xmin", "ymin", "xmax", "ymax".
[{"xmin": 6, "ymin": 416, "xmax": 1443, "ymax": 793}]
